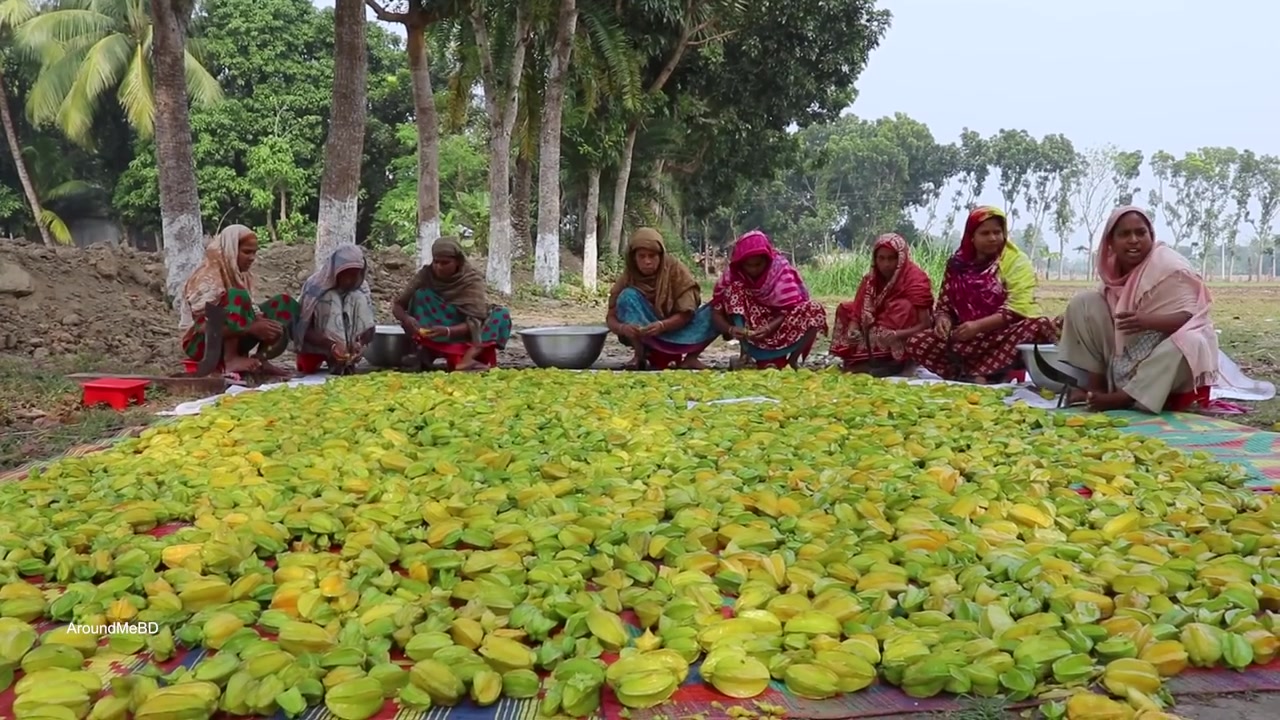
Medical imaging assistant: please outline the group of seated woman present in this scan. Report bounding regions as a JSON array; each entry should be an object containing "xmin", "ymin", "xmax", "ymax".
[
  {"xmin": 179, "ymin": 228, "xmax": 511, "ymax": 375},
  {"xmin": 180, "ymin": 203, "xmax": 1218, "ymax": 414},
  {"xmin": 608, "ymin": 205, "xmax": 1218, "ymax": 413}
]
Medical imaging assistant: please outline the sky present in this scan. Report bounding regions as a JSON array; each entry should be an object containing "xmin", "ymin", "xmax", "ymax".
[
  {"xmin": 320, "ymin": 0, "xmax": 1278, "ymax": 258},
  {"xmin": 848, "ymin": 0, "xmax": 1279, "ymax": 255}
]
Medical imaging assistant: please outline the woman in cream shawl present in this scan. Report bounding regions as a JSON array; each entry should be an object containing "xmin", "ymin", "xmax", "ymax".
[
  {"xmin": 1059, "ymin": 205, "xmax": 1218, "ymax": 413},
  {"xmin": 391, "ymin": 237, "xmax": 512, "ymax": 371},
  {"xmin": 293, "ymin": 244, "xmax": 376, "ymax": 374},
  {"xmin": 607, "ymin": 227, "xmax": 719, "ymax": 370},
  {"xmin": 180, "ymin": 225, "xmax": 298, "ymax": 377}
]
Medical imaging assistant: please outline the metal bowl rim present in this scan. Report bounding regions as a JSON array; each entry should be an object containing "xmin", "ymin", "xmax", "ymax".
[{"xmin": 518, "ymin": 325, "xmax": 610, "ymax": 336}]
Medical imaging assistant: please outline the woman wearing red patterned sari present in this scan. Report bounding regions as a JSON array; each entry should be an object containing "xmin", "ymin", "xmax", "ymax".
[
  {"xmin": 710, "ymin": 230, "xmax": 829, "ymax": 369},
  {"xmin": 905, "ymin": 206, "xmax": 1059, "ymax": 383},
  {"xmin": 830, "ymin": 233, "xmax": 934, "ymax": 375}
]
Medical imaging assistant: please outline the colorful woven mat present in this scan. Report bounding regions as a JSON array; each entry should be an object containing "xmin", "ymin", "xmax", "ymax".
[{"xmin": 1111, "ymin": 410, "xmax": 1280, "ymax": 490}]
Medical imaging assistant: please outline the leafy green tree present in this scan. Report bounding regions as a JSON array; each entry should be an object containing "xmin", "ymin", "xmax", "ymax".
[{"xmin": 0, "ymin": 0, "xmax": 55, "ymax": 245}]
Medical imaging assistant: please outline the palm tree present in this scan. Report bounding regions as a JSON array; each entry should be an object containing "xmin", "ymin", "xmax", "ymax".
[
  {"xmin": 16, "ymin": 0, "xmax": 221, "ymax": 148},
  {"xmin": 0, "ymin": 0, "xmax": 55, "ymax": 246}
]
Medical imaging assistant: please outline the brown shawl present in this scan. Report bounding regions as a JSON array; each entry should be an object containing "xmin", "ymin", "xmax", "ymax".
[
  {"xmin": 397, "ymin": 237, "xmax": 490, "ymax": 321},
  {"xmin": 608, "ymin": 227, "xmax": 700, "ymax": 317}
]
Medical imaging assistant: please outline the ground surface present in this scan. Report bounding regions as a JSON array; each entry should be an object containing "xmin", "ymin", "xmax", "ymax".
[{"xmin": 1, "ymin": 242, "xmax": 1279, "ymax": 717}]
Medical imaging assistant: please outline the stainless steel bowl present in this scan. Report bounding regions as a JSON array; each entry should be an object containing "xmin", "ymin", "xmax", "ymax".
[
  {"xmin": 366, "ymin": 324, "xmax": 411, "ymax": 368},
  {"xmin": 1016, "ymin": 343, "xmax": 1087, "ymax": 393},
  {"xmin": 518, "ymin": 325, "xmax": 610, "ymax": 369}
]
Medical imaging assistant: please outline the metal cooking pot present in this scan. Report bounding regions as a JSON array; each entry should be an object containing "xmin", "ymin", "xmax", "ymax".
[
  {"xmin": 518, "ymin": 325, "xmax": 610, "ymax": 369},
  {"xmin": 366, "ymin": 324, "xmax": 411, "ymax": 368}
]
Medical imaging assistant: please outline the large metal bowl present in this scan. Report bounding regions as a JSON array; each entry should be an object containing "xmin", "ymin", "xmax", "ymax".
[
  {"xmin": 366, "ymin": 324, "xmax": 411, "ymax": 368},
  {"xmin": 1016, "ymin": 343, "xmax": 1087, "ymax": 393},
  {"xmin": 518, "ymin": 325, "xmax": 609, "ymax": 369}
]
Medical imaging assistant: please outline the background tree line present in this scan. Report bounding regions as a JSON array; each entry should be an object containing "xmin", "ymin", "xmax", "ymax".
[{"xmin": 1, "ymin": 0, "xmax": 1276, "ymax": 308}]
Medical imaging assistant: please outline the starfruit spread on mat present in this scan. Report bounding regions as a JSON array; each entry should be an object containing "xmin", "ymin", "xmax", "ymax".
[{"xmin": 0, "ymin": 369, "xmax": 1275, "ymax": 720}]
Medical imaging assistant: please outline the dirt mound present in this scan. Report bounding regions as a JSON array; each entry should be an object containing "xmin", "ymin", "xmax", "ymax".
[{"xmin": 0, "ymin": 241, "xmax": 419, "ymax": 370}]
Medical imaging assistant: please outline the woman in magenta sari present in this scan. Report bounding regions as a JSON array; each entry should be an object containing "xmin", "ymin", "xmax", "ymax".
[
  {"xmin": 905, "ymin": 206, "xmax": 1059, "ymax": 383},
  {"xmin": 830, "ymin": 233, "xmax": 934, "ymax": 375},
  {"xmin": 711, "ymin": 230, "xmax": 828, "ymax": 369}
]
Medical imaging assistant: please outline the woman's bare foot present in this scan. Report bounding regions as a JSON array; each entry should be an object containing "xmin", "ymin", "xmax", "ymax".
[
  {"xmin": 225, "ymin": 355, "xmax": 261, "ymax": 374},
  {"xmin": 1087, "ymin": 391, "xmax": 1133, "ymax": 412},
  {"xmin": 679, "ymin": 356, "xmax": 707, "ymax": 370},
  {"xmin": 258, "ymin": 361, "xmax": 292, "ymax": 378}
]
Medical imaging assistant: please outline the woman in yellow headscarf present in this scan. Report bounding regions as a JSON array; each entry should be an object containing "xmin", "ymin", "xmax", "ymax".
[
  {"xmin": 606, "ymin": 228, "xmax": 719, "ymax": 370},
  {"xmin": 904, "ymin": 206, "xmax": 1058, "ymax": 382}
]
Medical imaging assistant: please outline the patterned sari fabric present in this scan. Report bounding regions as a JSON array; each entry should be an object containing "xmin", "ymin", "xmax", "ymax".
[
  {"xmin": 905, "ymin": 207, "xmax": 1057, "ymax": 380},
  {"xmin": 179, "ymin": 226, "xmax": 298, "ymax": 364},
  {"xmin": 830, "ymin": 233, "xmax": 934, "ymax": 366},
  {"xmin": 397, "ymin": 238, "xmax": 512, "ymax": 368},
  {"xmin": 608, "ymin": 228, "xmax": 717, "ymax": 365},
  {"xmin": 711, "ymin": 231, "xmax": 828, "ymax": 363},
  {"xmin": 293, "ymin": 245, "xmax": 377, "ymax": 371}
]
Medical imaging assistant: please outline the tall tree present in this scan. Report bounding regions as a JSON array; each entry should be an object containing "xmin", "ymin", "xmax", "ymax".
[
  {"xmin": 18, "ymin": 0, "xmax": 221, "ymax": 147},
  {"xmin": 1243, "ymin": 154, "xmax": 1280, "ymax": 279},
  {"xmin": 364, "ymin": 0, "xmax": 459, "ymax": 266},
  {"xmin": 1051, "ymin": 165, "xmax": 1076, "ymax": 279},
  {"xmin": 314, "ymin": 0, "xmax": 369, "ymax": 269},
  {"xmin": 1022, "ymin": 134, "xmax": 1076, "ymax": 273},
  {"xmin": 0, "ymin": 0, "xmax": 53, "ymax": 246},
  {"xmin": 470, "ymin": 0, "xmax": 533, "ymax": 293},
  {"xmin": 532, "ymin": 0, "xmax": 578, "ymax": 290},
  {"xmin": 1110, "ymin": 149, "xmax": 1143, "ymax": 205},
  {"xmin": 945, "ymin": 129, "xmax": 989, "ymax": 238},
  {"xmin": 988, "ymin": 128, "xmax": 1038, "ymax": 230},
  {"xmin": 150, "ymin": 0, "xmax": 206, "ymax": 304},
  {"xmin": 1148, "ymin": 150, "xmax": 1195, "ymax": 252},
  {"xmin": 1069, "ymin": 146, "xmax": 1117, "ymax": 278}
]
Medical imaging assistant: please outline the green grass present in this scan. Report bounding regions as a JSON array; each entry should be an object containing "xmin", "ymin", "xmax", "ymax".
[{"xmin": 801, "ymin": 244, "xmax": 953, "ymax": 298}]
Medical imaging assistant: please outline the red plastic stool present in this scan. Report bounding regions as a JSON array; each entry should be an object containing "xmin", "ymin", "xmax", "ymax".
[
  {"xmin": 182, "ymin": 359, "xmax": 198, "ymax": 374},
  {"xmin": 81, "ymin": 378, "xmax": 150, "ymax": 410}
]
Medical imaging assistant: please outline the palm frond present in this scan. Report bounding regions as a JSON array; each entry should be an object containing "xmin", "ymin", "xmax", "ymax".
[
  {"xmin": 115, "ymin": 41, "xmax": 153, "ymax": 137},
  {"xmin": 0, "ymin": 0, "xmax": 37, "ymax": 32},
  {"xmin": 15, "ymin": 8, "xmax": 114, "ymax": 51},
  {"xmin": 183, "ymin": 46, "xmax": 223, "ymax": 106},
  {"xmin": 39, "ymin": 208, "xmax": 73, "ymax": 245},
  {"xmin": 43, "ymin": 179, "xmax": 100, "ymax": 201},
  {"xmin": 24, "ymin": 52, "xmax": 79, "ymax": 124},
  {"xmin": 79, "ymin": 32, "xmax": 131, "ymax": 101}
]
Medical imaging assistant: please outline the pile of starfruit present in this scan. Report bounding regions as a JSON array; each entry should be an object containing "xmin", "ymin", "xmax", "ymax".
[{"xmin": 0, "ymin": 369, "xmax": 1276, "ymax": 720}]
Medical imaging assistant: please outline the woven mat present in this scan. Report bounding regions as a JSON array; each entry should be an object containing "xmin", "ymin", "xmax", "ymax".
[{"xmin": 1111, "ymin": 410, "xmax": 1280, "ymax": 490}]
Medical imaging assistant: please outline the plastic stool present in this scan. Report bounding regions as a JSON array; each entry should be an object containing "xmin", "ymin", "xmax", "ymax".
[
  {"xmin": 81, "ymin": 378, "xmax": 150, "ymax": 410},
  {"xmin": 444, "ymin": 346, "xmax": 498, "ymax": 370},
  {"xmin": 182, "ymin": 359, "xmax": 199, "ymax": 374}
]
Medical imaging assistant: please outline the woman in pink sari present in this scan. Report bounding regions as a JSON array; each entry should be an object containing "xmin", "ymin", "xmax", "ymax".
[
  {"xmin": 1058, "ymin": 206, "xmax": 1218, "ymax": 413},
  {"xmin": 711, "ymin": 230, "xmax": 828, "ymax": 369},
  {"xmin": 830, "ymin": 233, "xmax": 935, "ymax": 375}
]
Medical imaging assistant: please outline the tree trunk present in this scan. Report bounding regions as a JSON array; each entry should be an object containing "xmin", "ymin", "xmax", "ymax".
[
  {"xmin": 605, "ymin": 125, "xmax": 638, "ymax": 256},
  {"xmin": 149, "ymin": 0, "xmax": 205, "ymax": 306},
  {"xmin": 314, "ymin": 0, "xmax": 368, "ymax": 270},
  {"xmin": 472, "ymin": 3, "xmax": 532, "ymax": 295},
  {"xmin": 512, "ymin": 151, "xmax": 533, "ymax": 260},
  {"xmin": 582, "ymin": 166, "xmax": 601, "ymax": 291},
  {"xmin": 406, "ymin": 14, "xmax": 440, "ymax": 267},
  {"xmin": 533, "ymin": 0, "xmax": 578, "ymax": 290},
  {"xmin": 0, "ymin": 71, "xmax": 53, "ymax": 248}
]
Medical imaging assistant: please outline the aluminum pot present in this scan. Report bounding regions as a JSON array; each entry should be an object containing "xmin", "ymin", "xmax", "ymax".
[
  {"xmin": 366, "ymin": 324, "xmax": 411, "ymax": 368},
  {"xmin": 518, "ymin": 325, "xmax": 610, "ymax": 369}
]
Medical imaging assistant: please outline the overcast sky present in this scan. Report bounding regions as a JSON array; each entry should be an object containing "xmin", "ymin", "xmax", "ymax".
[{"xmin": 324, "ymin": 0, "xmax": 1276, "ymax": 255}]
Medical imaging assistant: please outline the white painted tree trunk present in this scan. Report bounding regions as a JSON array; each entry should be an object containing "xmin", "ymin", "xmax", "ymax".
[
  {"xmin": 582, "ymin": 166, "xmax": 601, "ymax": 291},
  {"xmin": 470, "ymin": 3, "xmax": 531, "ymax": 295},
  {"xmin": 149, "ymin": 0, "xmax": 205, "ymax": 307},
  {"xmin": 533, "ymin": 0, "xmax": 578, "ymax": 291},
  {"xmin": 407, "ymin": 20, "xmax": 441, "ymax": 268},
  {"xmin": 485, "ymin": 133, "xmax": 515, "ymax": 294},
  {"xmin": 605, "ymin": 125, "xmax": 638, "ymax": 256},
  {"xmin": 314, "ymin": 0, "xmax": 367, "ymax": 270}
]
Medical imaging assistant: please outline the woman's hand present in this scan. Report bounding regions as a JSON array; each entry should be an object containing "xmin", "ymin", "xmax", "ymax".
[
  {"xmin": 330, "ymin": 340, "xmax": 350, "ymax": 362},
  {"xmin": 423, "ymin": 326, "xmax": 451, "ymax": 339},
  {"xmin": 1115, "ymin": 311, "xmax": 1148, "ymax": 333},
  {"xmin": 933, "ymin": 315, "xmax": 952, "ymax": 339},
  {"xmin": 249, "ymin": 317, "xmax": 283, "ymax": 342},
  {"xmin": 618, "ymin": 324, "xmax": 642, "ymax": 342},
  {"xmin": 952, "ymin": 321, "xmax": 981, "ymax": 342},
  {"xmin": 729, "ymin": 326, "xmax": 751, "ymax": 341},
  {"xmin": 638, "ymin": 321, "xmax": 666, "ymax": 337},
  {"xmin": 400, "ymin": 315, "xmax": 421, "ymax": 336}
]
